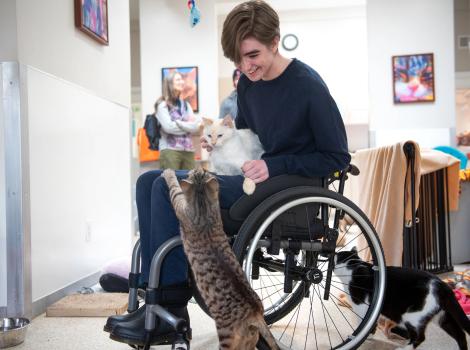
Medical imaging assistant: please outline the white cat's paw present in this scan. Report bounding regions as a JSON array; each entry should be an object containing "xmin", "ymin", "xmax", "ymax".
[{"xmin": 243, "ymin": 178, "xmax": 256, "ymax": 195}]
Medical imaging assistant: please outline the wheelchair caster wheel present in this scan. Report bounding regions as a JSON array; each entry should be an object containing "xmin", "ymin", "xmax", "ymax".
[{"xmin": 171, "ymin": 333, "xmax": 190, "ymax": 350}]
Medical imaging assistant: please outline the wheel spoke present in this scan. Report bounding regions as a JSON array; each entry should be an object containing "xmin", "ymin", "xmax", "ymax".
[
  {"xmin": 234, "ymin": 191, "xmax": 386, "ymax": 350},
  {"xmin": 314, "ymin": 284, "xmax": 333, "ymax": 349}
]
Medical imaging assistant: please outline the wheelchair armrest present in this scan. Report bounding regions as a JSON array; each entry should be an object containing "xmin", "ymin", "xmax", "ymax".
[
  {"xmin": 229, "ymin": 175, "xmax": 322, "ymax": 221},
  {"xmin": 348, "ymin": 164, "xmax": 360, "ymax": 176}
]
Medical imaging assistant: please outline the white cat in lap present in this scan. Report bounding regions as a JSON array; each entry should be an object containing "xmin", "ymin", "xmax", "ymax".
[{"xmin": 202, "ymin": 116, "xmax": 264, "ymax": 195}]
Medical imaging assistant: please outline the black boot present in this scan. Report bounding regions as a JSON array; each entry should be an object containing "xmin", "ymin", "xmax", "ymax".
[
  {"xmin": 109, "ymin": 282, "xmax": 193, "ymax": 347},
  {"xmin": 103, "ymin": 304, "xmax": 146, "ymax": 333},
  {"xmin": 109, "ymin": 305, "xmax": 190, "ymax": 346}
]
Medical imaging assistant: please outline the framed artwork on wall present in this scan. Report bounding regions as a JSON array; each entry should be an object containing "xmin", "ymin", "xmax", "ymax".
[
  {"xmin": 161, "ymin": 66, "xmax": 199, "ymax": 113},
  {"xmin": 75, "ymin": 0, "xmax": 109, "ymax": 45},
  {"xmin": 392, "ymin": 53, "xmax": 435, "ymax": 104}
]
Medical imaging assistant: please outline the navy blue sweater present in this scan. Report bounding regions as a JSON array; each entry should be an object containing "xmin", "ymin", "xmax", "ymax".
[{"xmin": 235, "ymin": 59, "xmax": 351, "ymax": 178}]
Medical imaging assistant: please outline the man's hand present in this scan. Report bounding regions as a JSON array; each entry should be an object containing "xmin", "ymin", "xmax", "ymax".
[
  {"xmin": 242, "ymin": 160, "xmax": 269, "ymax": 183},
  {"xmin": 200, "ymin": 136, "xmax": 213, "ymax": 152}
]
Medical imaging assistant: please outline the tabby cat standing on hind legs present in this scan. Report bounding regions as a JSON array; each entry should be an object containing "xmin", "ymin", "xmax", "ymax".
[
  {"xmin": 162, "ymin": 168, "xmax": 280, "ymax": 350},
  {"xmin": 334, "ymin": 248, "xmax": 470, "ymax": 350},
  {"xmin": 202, "ymin": 116, "xmax": 264, "ymax": 195}
]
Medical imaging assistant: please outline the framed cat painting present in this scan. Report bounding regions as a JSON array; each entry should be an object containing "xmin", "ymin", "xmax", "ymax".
[
  {"xmin": 74, "ymin": 0, "xmax": 109, "ymax": 45},
  {"xmin": 392, "ymin": 53, "xmax": 435, "ymax": 104},
  {"xmin": 162, "ymin": 66, "xmax": 199, "ymax": 113}
]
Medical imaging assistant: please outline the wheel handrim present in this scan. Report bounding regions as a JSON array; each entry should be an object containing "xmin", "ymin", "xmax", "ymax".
[{"xmin": 243, "ymin": 196, "xmax": 386, "ymax": 350}]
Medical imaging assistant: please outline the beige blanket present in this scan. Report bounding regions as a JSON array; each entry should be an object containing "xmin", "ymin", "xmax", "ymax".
[
  {"xmin": 344, "ymin": 142, "xmax": 460, "ymax": 267},
  {"xmin": 343, "ymin": 141, "xmax": 420, "ymax": 266}
]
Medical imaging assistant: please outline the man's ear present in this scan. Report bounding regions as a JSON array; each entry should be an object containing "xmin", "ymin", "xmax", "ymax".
[
  {"xmin": 202, "ymin": 117, "xmax": 213, "ymax": 126},
  {"xmin": 270, "ymin": 36, "xmax": 280, "ymax": 52},
  {"xmin": 222, "ymin": 115, "xmax": 234, "ymax": 128}
]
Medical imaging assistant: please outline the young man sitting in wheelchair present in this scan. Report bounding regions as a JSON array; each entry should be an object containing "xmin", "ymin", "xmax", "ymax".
[{"xmin": 105, "ymin": 0, "xmax": 352, "ymax": 348}]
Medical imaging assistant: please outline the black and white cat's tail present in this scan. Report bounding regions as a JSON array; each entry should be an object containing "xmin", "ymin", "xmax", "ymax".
[{"xmin": 436, "ymin": 280, "xmax": 470, "ymax": 350}]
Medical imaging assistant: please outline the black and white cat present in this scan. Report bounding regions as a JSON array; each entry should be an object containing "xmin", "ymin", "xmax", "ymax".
[{"xmin": 334, "ymin": 248, "xmax": 470, "ymax": 350}]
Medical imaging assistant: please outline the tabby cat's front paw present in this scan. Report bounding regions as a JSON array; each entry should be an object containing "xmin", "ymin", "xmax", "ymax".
[
  {"xmin": 162, "ymin": 169, "xmax": 176, "ymax": 182},
  {"xmin": 243, "ymin": 177, "xmax": 256, "ymax": 195}
]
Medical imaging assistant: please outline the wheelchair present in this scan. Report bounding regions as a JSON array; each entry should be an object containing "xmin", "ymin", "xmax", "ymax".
[{"xmin": 117, "ymin": 165, "xmax": 387, "ymax": 350}]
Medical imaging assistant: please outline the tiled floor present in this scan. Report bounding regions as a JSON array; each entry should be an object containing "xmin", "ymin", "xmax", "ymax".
[
  {"xmin": 14, "ymin": 266, "xmax": 470, "ymax": 350},
  {"xmin": 16, "ymin": 301, "xmax": 469, "ymax": 349}
]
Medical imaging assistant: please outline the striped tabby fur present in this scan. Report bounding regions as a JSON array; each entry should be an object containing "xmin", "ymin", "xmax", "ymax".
[{"xmin": 162, "ymin": 168, "xmax": 279, "ymax": 350}]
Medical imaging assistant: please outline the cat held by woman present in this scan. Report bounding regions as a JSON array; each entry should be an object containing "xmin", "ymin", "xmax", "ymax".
[
  {"xmin": 202, "ymin": 116, "xmax": 264, "ymax": 195},
  {"xmin": 162, "ymin": 168, "xmax": 280, "ymax": 350},
  {"xmin": 334, "ymin": 248, "xmax": 470, "ymax": 350}
]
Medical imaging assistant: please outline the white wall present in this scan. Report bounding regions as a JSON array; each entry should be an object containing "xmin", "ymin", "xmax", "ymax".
[
  {"xmin": 140, "ymin": 0, "xmax": 219, "ymax": 118},
  {"xmin": 367, "ymin": 0, "xmax": 455, "ymax": 148},
  {"xmin": 15, "ymin": 0, "xmax": 131, "ymax": 107},
  {"xmin": 0, "ymin": 0, "xmax": 18, "ymax": 61},
  {"xmin": 130, "ymin": 21, "xmax": 142, "ymax": 89},
  {"xmin": 27, "ymin": 67, "xmax": 132, "ymax": 301},
  {"xmin": 0, "ymin": 0, "xmax": 133, "ymax": 303}
]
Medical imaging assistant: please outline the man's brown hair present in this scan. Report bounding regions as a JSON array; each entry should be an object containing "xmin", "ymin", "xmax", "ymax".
[{"xmin": 221, "ymin": 1, "xmax": 280, "ymax": 64}]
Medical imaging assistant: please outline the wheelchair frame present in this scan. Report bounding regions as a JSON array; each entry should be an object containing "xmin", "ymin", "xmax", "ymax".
[{"xmin": 120, "ymin": 166, "xmax": 386, "ymax": 350}]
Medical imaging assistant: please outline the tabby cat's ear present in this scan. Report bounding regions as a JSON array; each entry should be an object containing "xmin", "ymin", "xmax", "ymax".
[
  {"xmin": 222, "ymin": 115, "xmax": 234, "ymax": 128},
  {"xmin": 205, "ymin": 176, "xmax": 219, "ymax": 193},
  {"xmin": 202, "ymin": 117, "xmax": 213, "ymax": 126},
  {"xmin": 180, "ymin": 178, "xmax": 192, "ymax": 194}
]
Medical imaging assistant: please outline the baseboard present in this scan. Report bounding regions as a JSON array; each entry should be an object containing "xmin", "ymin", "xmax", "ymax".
[
  {"xmin": 0, "ymin": 306, "xmax": 7, "ymax": 318},
  {"xmin": 32, "ymin": 271, "xmax": 101, "ymax": 318}
]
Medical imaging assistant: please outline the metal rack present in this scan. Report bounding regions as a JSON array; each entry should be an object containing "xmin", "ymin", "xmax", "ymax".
[{"xmin": 402, "ymin": 143, "xmax": 453, "ymax": 273}]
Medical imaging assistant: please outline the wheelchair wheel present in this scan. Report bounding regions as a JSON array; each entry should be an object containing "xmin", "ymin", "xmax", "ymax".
[{"xmin": 232, "ymin": 187, "xmax": 386, "ymax": 350}]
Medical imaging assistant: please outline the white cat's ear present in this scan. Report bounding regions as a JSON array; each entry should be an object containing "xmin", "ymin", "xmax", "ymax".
[
  {"xmin": 202, "ymin": 117, "xmax": 213, "ymax": 126},
  {"xmin": 222, "ymin": 115, "xmax": 234, "ymax": 128}
]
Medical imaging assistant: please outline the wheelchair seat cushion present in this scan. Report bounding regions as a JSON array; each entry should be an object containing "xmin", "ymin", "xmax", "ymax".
[{"xmin": 229, "ymin": 175, "xmax": 322, "ymax": 221}]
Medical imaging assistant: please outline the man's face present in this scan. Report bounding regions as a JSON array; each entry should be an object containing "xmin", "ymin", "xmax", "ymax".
[{"xmin": 237, "ymin": 37, "xmax": 278, "ymax": 81}]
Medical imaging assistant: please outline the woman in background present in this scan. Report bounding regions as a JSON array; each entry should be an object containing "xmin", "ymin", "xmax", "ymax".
[{"xmin": 155, "ymin": 71, "xmax": 201, "ymax": 170}]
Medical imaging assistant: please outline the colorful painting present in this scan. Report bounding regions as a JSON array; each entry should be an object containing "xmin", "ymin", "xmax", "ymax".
[
  {"xmin": 392, "ymin": 53, "xmax": 435, "ymax": 103},
  {"xmin": 162, "ymin": 66, "xmax": 199, "ymax": 113},
  {"xmin": 75, "ymin": 0, "xmax": 109, "ymax": 45}
]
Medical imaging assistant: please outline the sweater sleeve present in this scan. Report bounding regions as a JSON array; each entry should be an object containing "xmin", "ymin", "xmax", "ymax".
[
  {"xmin": 156, "ymin": 102, "xmax": 188, "ymax": 135},
  {"xmin": 218, "ymin": 99, "xmax": 231, "ymax": 119},
  {"xmin": 235, "ymin": 85, "xmax": 248, "ymax": 130},
  {"xmin": 264, "ymin": 83, "xmax": 351, "ymax": 178},
  {"xmin": 175, "ymin": 103, "xmax": 201, "ymax": 133}
]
